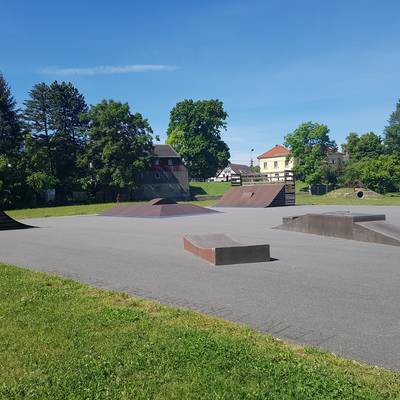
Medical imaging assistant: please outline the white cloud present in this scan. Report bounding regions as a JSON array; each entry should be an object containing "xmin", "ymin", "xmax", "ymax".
[{"xmin": 39, "ymin": 64, "xmax": 178, "ymax": 76}]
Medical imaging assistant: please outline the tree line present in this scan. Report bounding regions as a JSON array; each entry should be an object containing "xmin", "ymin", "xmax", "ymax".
[
  {"xmin": 284, "ymin": 101, "xmax": 400, "ymax": 193},
  {"xmin": 0, "ymin": 73, "xmax": 230, "ymax": 209}
]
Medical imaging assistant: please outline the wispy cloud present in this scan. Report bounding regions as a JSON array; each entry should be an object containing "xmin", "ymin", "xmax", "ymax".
[{"xmin": 39, "ymin": 64, "xmax": 178, "ymax": 76}]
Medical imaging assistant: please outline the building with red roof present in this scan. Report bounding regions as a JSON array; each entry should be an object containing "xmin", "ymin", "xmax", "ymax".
[{"xmin": 257, "ymin": 144, "xmax": 293, "ymax": 180}]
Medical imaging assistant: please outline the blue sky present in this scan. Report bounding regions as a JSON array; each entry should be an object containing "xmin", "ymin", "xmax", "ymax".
[{"xmin": 1, "ymin": 0, "xmax": 400, "ymax": 164}]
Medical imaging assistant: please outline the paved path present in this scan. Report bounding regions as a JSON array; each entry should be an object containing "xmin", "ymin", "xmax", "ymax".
[{"xmin": 1, "ymin": 205, "xmax": 400, "ymax": 370}]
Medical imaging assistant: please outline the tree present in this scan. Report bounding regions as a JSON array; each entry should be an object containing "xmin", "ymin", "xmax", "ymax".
[
  {"xmin": 0, "ymin": 73, "xmax": 26, "ymax": 208},
  {"xmin": 23, "ymin": 81, "xmax": 88, "ymax": 202},
  {"xmin": 384, "ymin": 99, "xmax": 400, "ymax": 157},
  {"xmin": 23, "ymin": 83, "xmax": 54, "ymax": 177},
  {"xmin": 341, "ymin": 154, "xmax": 400, "ymax": 193},
  {"xmin": 79, "ymin": 100, "xmax": 153, "ymax": 195},
  {"xmin": 284, "ymin": 122, "xmax": 337, "ymax": 185},
  {"xmin": 0, "ymin": 73, "xmax": 22, "ymax": 155},
  {"xmin": 342, "ymin": 132, "xmax": 383, "ymax": 161},
  {"xmin": 48, "ymin": 81, "xmax": 88, "ymax": 145},
  {"xmin": 166, "ymin": 99, "xmax": 230, "ymax": 178}
]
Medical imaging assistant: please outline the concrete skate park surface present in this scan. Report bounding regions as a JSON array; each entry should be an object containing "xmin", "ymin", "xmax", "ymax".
[{"xmin": 1, "ymin": 205, "xmax": 400, "ymax": 370}]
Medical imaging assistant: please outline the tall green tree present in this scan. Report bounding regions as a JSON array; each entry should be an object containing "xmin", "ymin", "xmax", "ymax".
[
  {"xmin": 23, "ymin": 83, "xmax": 54, "ymax": 176},
  {"xmin": 0, "ymin": 73, "xmax": 27, "ymax": 208},
  {"xmin": 79, "ymin": 100, "xmax": 153, "ymax": 195},
  {"xmin": 284, "ymin": 122, "xmax": 336, "ymax": 185},
  {"xmin": 384, "ymin": 99, "xmax": 400, "ymax": 157},
  {"xmin": 23, "ymin": 81, "xmax": 88, "ymax": 201},
  {"xmin": 342, "ymin": 132, "xmax": 383, "ymax": 161},
  {"xmin": 49, "ymin": 81, "xmax": 88, "ymax": 145},
  {"xmin": 0, "ymin": 73, "xmax": 22, "ymax": 155},
  {"xmin": 166, "ymin": 99, "xmax": 230, "ymax": 179}
]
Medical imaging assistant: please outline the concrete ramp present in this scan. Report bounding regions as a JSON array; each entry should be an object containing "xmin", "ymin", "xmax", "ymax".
[
  {"xmin": 216, "ymin": 184, "xmax": 288, "ymax": 207},
  {"xmin": 274, "ymin": 211, "xmax": 400, "ymax": 247},
  {"xmin": 0, "ymin": 210, "xmax": 34, "ymax": 231},
  {"xmin": 184, "ymin": 233, "xmax": 270, "ymax": 265}
]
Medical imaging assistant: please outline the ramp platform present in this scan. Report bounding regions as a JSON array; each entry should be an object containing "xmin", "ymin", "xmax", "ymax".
[
  {"xmin": 184, "ymin": 233, "xmax": 270, "ymax": 265},
  {"xmin": 0, "ymin": 210, "xmax": 34, "ymax": 231},
  {"xmin": 100, "ymin": 198, "xmax": 219, "ymax": 218},
  {"xmin": 216, "ymin": 183, "xmax": 294, "ymax": 208},
  {"xmin": 274, "ymin": 211, "xmax": 400, "ymax": 247}
]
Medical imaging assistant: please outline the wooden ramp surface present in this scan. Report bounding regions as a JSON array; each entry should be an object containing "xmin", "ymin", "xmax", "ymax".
[
  {"xmin": 216, "ymin": 184, "xmax": 286, "ymax": 208},
  {"xmin": 184, "ymin": 233, "xmax": 270, "ymax": 265}
]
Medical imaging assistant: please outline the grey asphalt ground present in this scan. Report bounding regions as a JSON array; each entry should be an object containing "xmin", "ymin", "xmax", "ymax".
[{"xmin": 1, "ymin": 205, "xmax": 400, "ymax": 370}]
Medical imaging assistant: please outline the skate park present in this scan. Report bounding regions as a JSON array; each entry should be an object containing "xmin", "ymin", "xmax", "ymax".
[{"xmin": 1, "ymin": 201, "xmax": 400, "ymax": 371}]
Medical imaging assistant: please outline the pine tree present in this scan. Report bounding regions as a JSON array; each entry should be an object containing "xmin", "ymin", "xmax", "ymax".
[
  {"xmin": 23, "ymin": 83, "xmax": 53, "ymax": 174},
  {"xmin": 0, "ymin": 73, "xmax": 26, "ymax": 208},
  {"xmin": 23, "ymin": 80, "xmax": 88, "ymax": 202},
  {"xmin": 49, "ymin": 81, "xmax": 88, "ymax": 145},
  {"xmin": 0, "ymin": 73, "xmax": 22, "ymax": 155},
  {"xmin": 384, "ymin": 99, "xmax": 400, "ymax": 157}
]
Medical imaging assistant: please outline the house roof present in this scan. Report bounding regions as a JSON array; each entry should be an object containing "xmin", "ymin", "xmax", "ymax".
[
  {"xmin": 228, "ymin": 163, "xmax": 253, "ymax": 174},
  {"xmin": 153, "ymin": 144, "xmax": 181, "ymax": 158},
  {"xmin": 257, "ymin": 144, "xmax": 290, "ymax": 159}
]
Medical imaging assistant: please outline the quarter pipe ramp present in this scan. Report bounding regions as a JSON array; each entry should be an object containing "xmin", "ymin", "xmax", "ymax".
[{"xmin": 216, "ymin": 184, "xmax": 293, "ymax": 208}]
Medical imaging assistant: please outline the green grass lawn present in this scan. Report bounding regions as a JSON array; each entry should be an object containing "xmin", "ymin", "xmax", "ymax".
[
  {"xmin": 190, "ymin": 181, "xmax": 231, "ymax": 196},
  {"xmin": 295, "ymin": 181, "xmax": 400, "ymax": 205},
  {"xmin": 6, "ymin": 202, "xmax": 124, "ymax": 220},
  {"xmin": 1, "ymin": 263, "xmax": 399, "ymax": 399},
  {"xmin": 296, "ymin": 193, "xmax": 400, "ymax": 206}
]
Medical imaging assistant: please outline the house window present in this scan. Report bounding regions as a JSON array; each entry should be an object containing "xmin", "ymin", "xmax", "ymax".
[
  {"xmin": 167, "ymin": 159, "xmax": 173, "ymax": 166},
  {"xmin": 154, "ymin": 159, "xmax": 160, "ymax": 166},
  {"xmin": 274, "ymin": 161, "xmax": 278, "ymax": 169},
  {"xmin": 285, "ymin": 159, "xmax": 289, "ymax": 167},
  {"xmin": 263, "ymin": 161, "xmax": 268, "ymax": 169}
]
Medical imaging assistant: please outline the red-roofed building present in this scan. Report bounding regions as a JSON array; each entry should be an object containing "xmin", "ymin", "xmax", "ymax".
[
  {"xmin": 257, "ymin": 144, "xmax": 290, "ymax": 159},
  {"xmin": 257, "ymin": 145, "xmax": 294, "ymax": 180},
  {"xmin": 257, "ymin": 144, "xmax": 348, "ymax": 182}
]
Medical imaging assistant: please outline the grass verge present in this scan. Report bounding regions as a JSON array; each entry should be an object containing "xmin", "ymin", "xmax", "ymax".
[
  {"xmin": 1, "ymin": 263, "xmax": 399, "ymax": 399},
  {"xmin": 296, "ymin": 193, "xmax": 400, "ymax": 206}
]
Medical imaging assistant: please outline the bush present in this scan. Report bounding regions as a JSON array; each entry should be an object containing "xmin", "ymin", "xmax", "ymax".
[{"xmin": 340, "ymin": 155, "xmax": 400, "ymax": 193}]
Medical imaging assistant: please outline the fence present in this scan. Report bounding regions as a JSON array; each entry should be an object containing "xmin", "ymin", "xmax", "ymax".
[{"xmin": 231, "ymin": 170, "xmax": 294, "ymax": 186}]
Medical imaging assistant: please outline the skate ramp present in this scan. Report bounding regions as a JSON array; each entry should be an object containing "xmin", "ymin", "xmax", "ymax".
[
  {"xmin": 184, "ymin": 233, "xmax": 270, "ymax": 265},
  {"xmin": 0, "ymin": 210, "xmax": 34, "ymax": 231},
  {"xmin": 216, "ymin": 184, "xmax": 286, "ymax": 208},
  {"xmin": 100, "ymin": 198, "xmax": 220, "ymax": 218},
  {"xmin": 274, "ymin": 211, "xmax": 400, "ymax": 246}
]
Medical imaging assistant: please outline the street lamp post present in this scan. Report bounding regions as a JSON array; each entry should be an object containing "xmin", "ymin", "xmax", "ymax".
[{"xmin": 250, "ymin": 149, "xmax": 254, "ymax": 169}]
